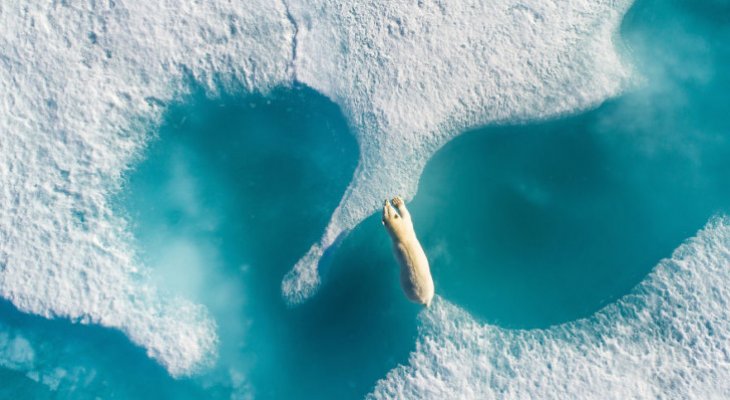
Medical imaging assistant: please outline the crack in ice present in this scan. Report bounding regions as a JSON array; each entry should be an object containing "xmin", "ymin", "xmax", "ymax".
[
  {"xmin": 281, "ymin": 0, "xmax": 300, "ymax": 81},
  {"xmin": 0, "ymin": 0, "xmax": 636, "ymax": 379}
]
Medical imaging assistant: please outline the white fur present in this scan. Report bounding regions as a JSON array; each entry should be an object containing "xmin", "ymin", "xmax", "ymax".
[{"xmin": 382, "ymin": 197, "xmax": 435, "ymax": 307}]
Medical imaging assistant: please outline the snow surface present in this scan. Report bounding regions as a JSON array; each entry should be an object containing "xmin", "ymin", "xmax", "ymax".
[
  {"xmin": 281, "ymin": 0, "xmax": 633, "ymax": 303},
  {"xmin": 0, "ymin": 0, "xmax": 660, "ymax": 384},
  {"xmin": 371, "ymin": 217, "xmax": 730, "ymax": 400},
  {"xmin": 0, "ymin": 0, "xmax": 291, "ymax": 376}
]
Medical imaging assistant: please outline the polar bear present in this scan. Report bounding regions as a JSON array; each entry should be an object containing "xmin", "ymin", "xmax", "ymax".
[{"xmin": 382, "ymin": 196, "xmax": 435, "ymax": 307}]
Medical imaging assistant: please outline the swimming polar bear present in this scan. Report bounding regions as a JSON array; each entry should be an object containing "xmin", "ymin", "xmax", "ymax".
[{"xmin": 382, "ymin": 196, "xmax": 435, "ymax": 307}]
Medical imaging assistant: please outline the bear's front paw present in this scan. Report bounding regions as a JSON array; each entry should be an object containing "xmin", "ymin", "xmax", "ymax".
[{"xmin": 391, "ymin": 196, "xmax": 404, "ymax": 207}]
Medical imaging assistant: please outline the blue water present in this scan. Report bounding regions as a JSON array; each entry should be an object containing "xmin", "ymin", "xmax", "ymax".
[
  {"xmin": 1, "ymin": 0, "xmax": 730, "ymax": 398},
  {"xmin": 118, "ymin": 86, "xmax": 421, "ymax": 399},
  {"xmin": 411, "ymin": 0, "xmax": 730, "ymax": 328}
]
